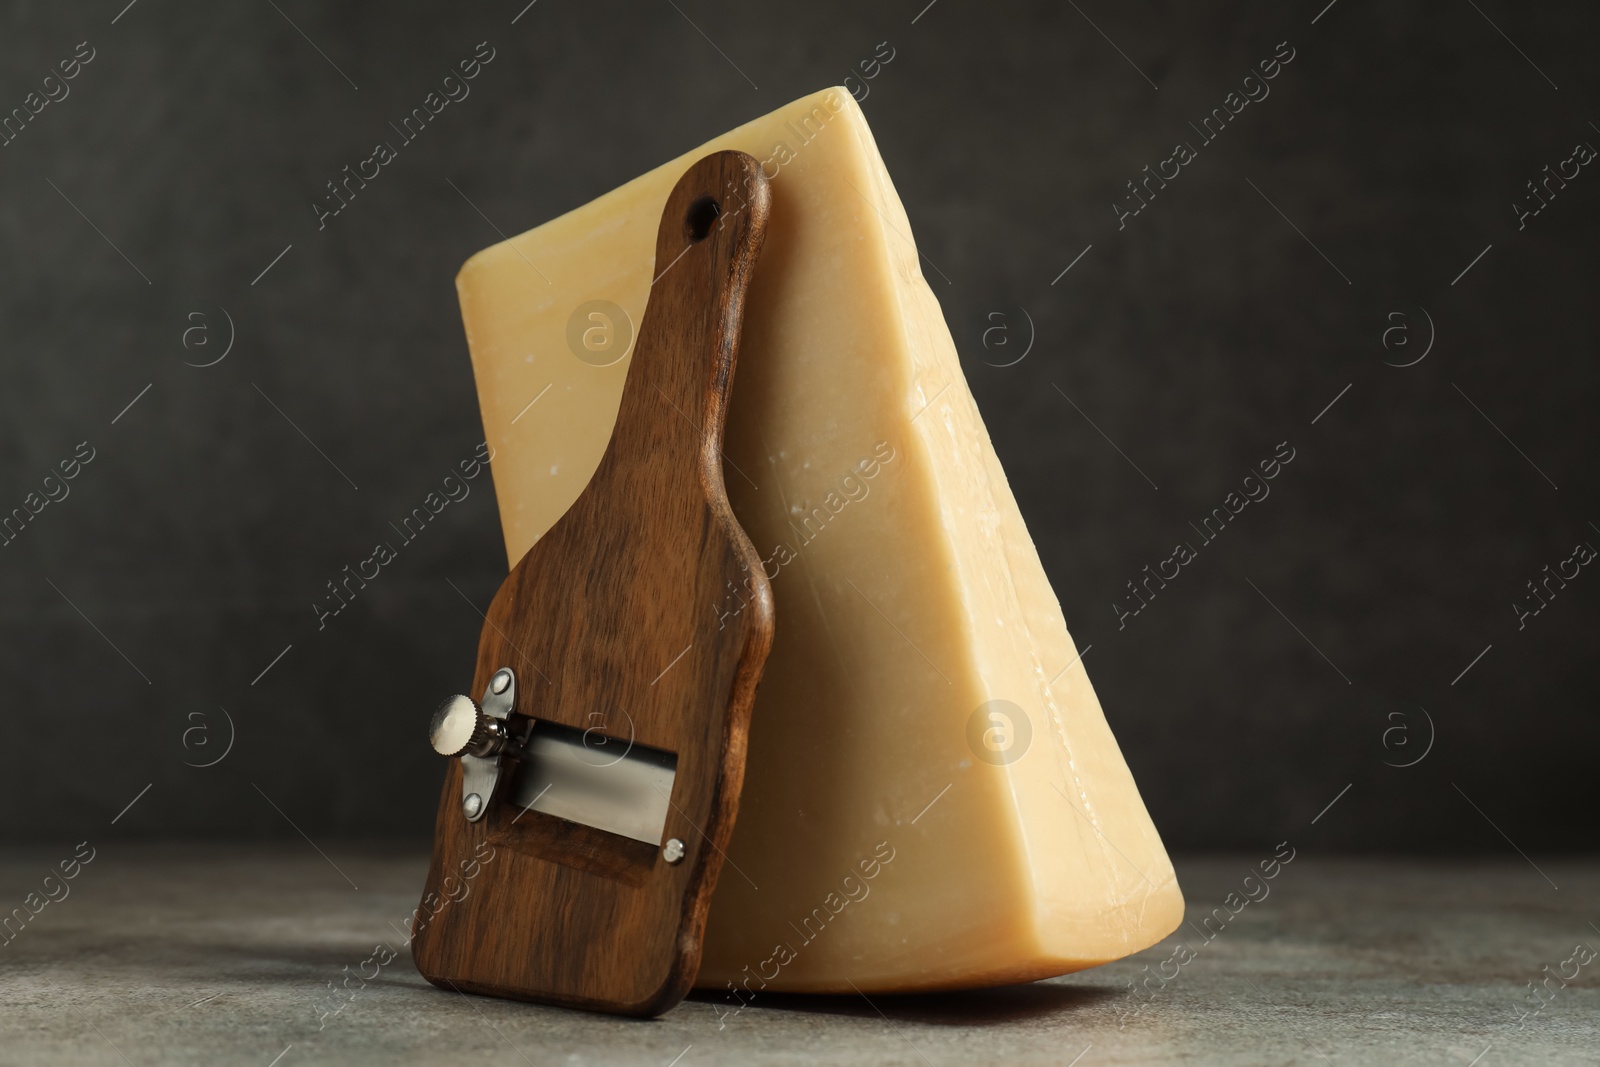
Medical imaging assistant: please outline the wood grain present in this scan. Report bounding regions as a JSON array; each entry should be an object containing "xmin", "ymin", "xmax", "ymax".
[{"xmin": 411, "ymin": 150, "xmax": 774, "ymax": 1017}]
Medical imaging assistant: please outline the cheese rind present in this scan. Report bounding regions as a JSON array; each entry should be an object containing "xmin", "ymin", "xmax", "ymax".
[{"xmin": 456, "ymin": 88, "xmax": 1183, "ymax": 993}]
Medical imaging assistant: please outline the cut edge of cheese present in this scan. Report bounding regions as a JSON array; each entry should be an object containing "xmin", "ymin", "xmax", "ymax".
[
  {"xmin": 455, "ymin": 87, "xmax": 1182, "ymax": 995},
  {"xmin": 850, "ymin": 105, "xmax": 1182, "ymax": 979}
]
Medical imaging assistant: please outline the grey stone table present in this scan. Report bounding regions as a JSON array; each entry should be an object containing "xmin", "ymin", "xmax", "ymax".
[{"xmin": 1, "ymin": 846, "xmax": 1595, "ymax": 1066}]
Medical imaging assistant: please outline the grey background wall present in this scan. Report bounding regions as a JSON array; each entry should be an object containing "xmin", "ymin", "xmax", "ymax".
[{"xmin": 1, "ymin": 0, "xmax": 1594, "ymax": 853}]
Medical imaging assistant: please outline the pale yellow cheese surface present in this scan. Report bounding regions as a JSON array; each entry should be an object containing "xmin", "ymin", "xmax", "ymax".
[{"xmin": 456, "ymin": 88, "xmax": 1183, "ymax": 994}]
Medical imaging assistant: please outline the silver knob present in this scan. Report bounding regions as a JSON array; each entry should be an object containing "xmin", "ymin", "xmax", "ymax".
[{"xmin": 429, "ymin": 694, "xmax": 504, "ymax": 758}]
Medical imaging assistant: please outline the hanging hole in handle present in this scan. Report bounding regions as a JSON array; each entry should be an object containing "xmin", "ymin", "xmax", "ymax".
[{"xmin": 685, "ymin": 195, "xmax": 721, "ymax": 242}]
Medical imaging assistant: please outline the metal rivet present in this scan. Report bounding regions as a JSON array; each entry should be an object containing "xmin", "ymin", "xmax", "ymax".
[
  {"xmin": 463, "ymin": 793, "xmax": 483, "ymax": 819},
  {"xmin": 491, "ymin": 670, "xmax": 512, "ymax": 695},
  {"xmin": 662, "ymin": 838, "xmax": 685, "ymax": 864}
]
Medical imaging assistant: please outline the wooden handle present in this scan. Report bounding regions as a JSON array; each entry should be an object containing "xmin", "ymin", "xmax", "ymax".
[
  {"xmin": 599, "ymin": 150, "xmax": 770, "ymax": 487},
  {"xmin": 411, "ymin": 151, "xmax": 775, "ymax": 1017}
]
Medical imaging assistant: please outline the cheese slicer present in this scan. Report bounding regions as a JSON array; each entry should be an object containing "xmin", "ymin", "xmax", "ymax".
[{"xmin": 410, "ymin": 149, "xmax": 774, "ymax": 1017}]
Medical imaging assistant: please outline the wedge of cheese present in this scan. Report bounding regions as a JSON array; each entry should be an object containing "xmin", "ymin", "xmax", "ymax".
[{"xmin": 455, "ymin": 88, "xmax": 1182, "ymax": 994}]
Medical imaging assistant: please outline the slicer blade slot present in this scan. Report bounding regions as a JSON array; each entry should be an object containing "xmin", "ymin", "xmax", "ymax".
[{"xmin": 508, "ymin": 722, "xmax": 678, "ymax": 846}]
